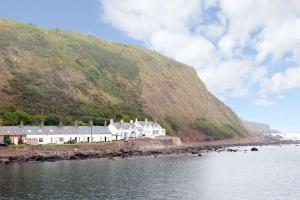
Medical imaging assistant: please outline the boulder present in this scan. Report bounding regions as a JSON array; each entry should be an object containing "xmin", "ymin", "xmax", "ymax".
[
  {"xmin": 0, "ymin": 158, "xmax": 10, "ymax": 164},
  {"xmin": 227, "ymin": 148, "xmax": 237, "ymax": 152},
  {"xmin": 251, "ymin": 147, "xmax": 258, "ymax": 151}
]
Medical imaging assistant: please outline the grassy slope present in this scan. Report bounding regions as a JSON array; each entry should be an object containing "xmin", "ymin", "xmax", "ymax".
[{"xmin": 0, "ymin": 19, "xmax": 248, "ymax": 141}]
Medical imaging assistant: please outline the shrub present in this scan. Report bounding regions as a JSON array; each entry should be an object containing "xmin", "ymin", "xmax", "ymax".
[
  {"xmin": 4, "ymin": 135, "xmax": 12, "ymax": 145},
  {"xmin": 44, "ymin": 114, "xmax": 61, "ymax": 126},
  {"xmin": 65, "ymin": 139, "xmax": 76, "ymax": 144},
  {"xmin": 18, "ymin": 137, "xmax": 24, "ymax": 145},
  {"xmin": 165, "ymin": 116, "xmax": 180, "ymax": 131},
  {"xmin": 190, "ymin": 118, "xmax": 239, "ymax": 140}
]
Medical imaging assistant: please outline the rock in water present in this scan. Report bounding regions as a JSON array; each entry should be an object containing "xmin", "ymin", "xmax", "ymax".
[
  {"xmin": 0, "ymin": 158, "xmax": 10, "ymax": 164},
  {"xmin": 251, "ymin": 147, "xmax": 258, "ymax": 151},
  {"xmin": 227, "ymin": 148, "xmax": 238, "ymax": 152}
]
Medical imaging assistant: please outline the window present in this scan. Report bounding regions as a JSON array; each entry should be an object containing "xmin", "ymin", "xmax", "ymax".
[
  {"xmin": 38, "ymin": 138, "xmax": 44, "ymax": 143},
  {"xmin": 59, "ymin": 137, "xmax": 64, "ymax": 142}
]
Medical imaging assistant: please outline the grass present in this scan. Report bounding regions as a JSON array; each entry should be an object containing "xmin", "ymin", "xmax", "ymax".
[
  {"xmin": 0, "ymin": 19, "xmax": 142, "ymax": 117},
  {"xmin": 190, "ymin": 118, "xmax": 241, "ymax": 140}
]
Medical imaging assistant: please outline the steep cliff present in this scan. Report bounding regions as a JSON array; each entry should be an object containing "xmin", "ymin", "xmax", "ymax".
[{"xmin": 0, "ymin": 19, "xmax": 248, "ymax": 141}]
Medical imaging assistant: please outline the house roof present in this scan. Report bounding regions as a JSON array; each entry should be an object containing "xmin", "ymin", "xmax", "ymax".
[
  {"xmin": 0, "ymin": 126, "xmax": 111, "ymax": 135},
  {"xmin": 135, "ymin": 121, "xmax": 161, "ymax": 128},
  {"xmin": 111, "ymin": 122, "xmax": 134, "ymax": 130},
  {"xmin": 111, "ymin": 121, "xmax": 162, "ymax": 130}
]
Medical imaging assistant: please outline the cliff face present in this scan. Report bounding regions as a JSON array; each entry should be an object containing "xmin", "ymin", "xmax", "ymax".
[
  {"xmin": 0, "ymin": 19, "xmax": 248, "ymax": 141},
  {"xmin": 243, "ymin": 120, "xmax": 280, "ymax": 135}
]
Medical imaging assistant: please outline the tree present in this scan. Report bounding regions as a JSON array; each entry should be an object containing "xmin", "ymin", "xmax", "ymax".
[
  {"xmin": 4, "ymin": 135, "xmax": 12, "ymax": 145},
  {"xmin": 14, "ymin": 110, "xmax": 33, "ymax": 124},
  {"xmin": 44, "ymin": 114, "xmax": 61, "ymax": 125}
]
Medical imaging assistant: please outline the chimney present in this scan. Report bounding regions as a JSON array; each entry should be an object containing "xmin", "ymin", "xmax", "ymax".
[
  {"xmin": 59, "ymin": 121, "xmax": 63, "ymax": 128},
  {"xmin": 19, "ymin": 121, "xmax": 24, "ymax": 128},
  {"xmin": 145, "ymin": 118, "xmax": 148, "ymax": 123},
  {"xmin": 104, "ymin": 121, "xmax": 107, "ymax": 126},
  {"xmin": 135, "ymin": 118, "xmax": 138, "ymax": 123},
  {"xmin": 75, "ymin": 120, "xmax": 79, "ymax": 128},
  {"xmin": 120, "ymin": 119, "xmax": 124, "ymax": 123},
  {"xmin": 130, "ymin": 120, "xmax": 133, "ymax": 124},
  {"xmin": 89, "ymin": 120, "xmax": 93, "ymax": 127},
  {"xmin": 40, "ymin": 120, "xmax": 44, "ymax": 127},
  {"xmin": 110, "ymin": 119, "xmax": 113, "ymax": 124}
]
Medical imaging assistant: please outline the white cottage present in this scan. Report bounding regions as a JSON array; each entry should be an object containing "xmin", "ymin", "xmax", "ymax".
[
  {"xmin": 134, "ymin": 119, "xmax": 166, "ymax": 138},
  {"xmin": 25, "ymin": 126, "xmax": 112, "ymax": 144},
  {"xmin": 108, "ymin": 118, "xmax": 166, "ymax": 140},
  {"xmin": 108, "ymin": 119, "xmax": 136, "ymax": 140},
  {"xmin": 0, "ymin": 118, "xmax": 166, "ymax": 145},
  {"xmin": 0, "ymin": 125, "xmax": 112, "ymax": 145}
]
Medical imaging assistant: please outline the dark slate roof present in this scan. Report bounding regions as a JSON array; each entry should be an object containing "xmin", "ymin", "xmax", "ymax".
[
  {"xmin": 111, "ymin": 123, "xmax": 134, "ymax": 130},
  {"xmin": 0, "ymin": 126, "xmax": 111, "ymax": 135},
  {"xmin": 135, "ymin": 121, "xmax": 161, "ymax": 128},
  {"xmin": 111, "ymin": 121, "xmax": 162, "ymax": 130}
]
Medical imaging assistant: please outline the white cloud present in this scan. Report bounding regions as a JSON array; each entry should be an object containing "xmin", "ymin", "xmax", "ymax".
[
  {"xmin": 99, "ymin": 0, "xmax": 300, "ymax": 101},
  {"xmin": 260, "ymin": 66, "xmax": 300, "ymax": 95},
  {"xmin": 276, "ymin": 95, "xmax": 285, "ymax": 100},
  {"xmin": 253, "ymin": 98, "xmax": 275, "ymax": 107},
  {"xmin": 200, "ymin": 59, "xmax": 261, "ymax": 98},
  {"xmin": 100, "ymin": 0, "xmax": 202, "ymax": 41},
  {"xmin": 218, "ymin": 0, "xmax": 300, "ymax": 62}
]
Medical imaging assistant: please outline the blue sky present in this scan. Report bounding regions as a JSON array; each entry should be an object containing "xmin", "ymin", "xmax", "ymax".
[{"xmin": 1, "ymin": 0, "xmax": 300, "ymax": 132}]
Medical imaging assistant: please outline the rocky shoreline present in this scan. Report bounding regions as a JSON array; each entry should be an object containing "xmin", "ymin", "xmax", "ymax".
[{"xmin": 0, "ymin": 137, "xmax": 298, "ymax": 164}]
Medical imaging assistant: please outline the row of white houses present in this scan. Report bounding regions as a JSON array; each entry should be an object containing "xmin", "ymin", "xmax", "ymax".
[{"xmin": 0, "ymin": 119, "xmax": 166, "ymax": 145}]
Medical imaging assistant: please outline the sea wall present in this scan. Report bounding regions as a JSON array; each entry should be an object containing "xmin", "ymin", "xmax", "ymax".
[{"xmin": 0, "ymin": 137, "xmax": 182, "ymax": 163}]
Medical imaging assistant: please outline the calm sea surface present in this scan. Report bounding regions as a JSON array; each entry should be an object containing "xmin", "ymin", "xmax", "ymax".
[{"xmin": 1, "ymin": 145, "xmax": 300, "ymax": 200}]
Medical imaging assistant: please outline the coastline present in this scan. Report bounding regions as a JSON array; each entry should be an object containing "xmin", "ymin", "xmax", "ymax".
[{"xmin": 0, "ymin": 136, "xmax": 298, "ymax": 164}]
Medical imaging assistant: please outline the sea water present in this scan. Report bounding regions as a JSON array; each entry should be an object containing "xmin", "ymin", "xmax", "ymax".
[{"xmin": 1, "ymin": 145, "xmax": 300, "ymax": 200}]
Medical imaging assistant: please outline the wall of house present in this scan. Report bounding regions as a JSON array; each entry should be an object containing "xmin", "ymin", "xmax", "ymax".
[
  {"xmin": 0, "ymin": 135, "xmax": 24, "ymax": 145},
  {"xmin": 108, "ymin": 125, "xmax": 125, "ymax": 140},
  {"xmin": 10, "ymin": 135, "xmax": 24, "ymax": 145},
  {"xmin": 153, "ymin": 127, "xmax": 166, "ymax": 137},
  {"xmin": 26, "ymin": 134, "xmax": 112, "ymax": 145},
  {"xmin": 26, "ymin": 138, "xmax": 38, "ymax": 145}
]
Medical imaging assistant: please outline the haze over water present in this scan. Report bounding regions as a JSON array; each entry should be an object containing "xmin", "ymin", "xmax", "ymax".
[{"xmin": 1, "ymin": 145, "xmax": 300, "ymax": 200}]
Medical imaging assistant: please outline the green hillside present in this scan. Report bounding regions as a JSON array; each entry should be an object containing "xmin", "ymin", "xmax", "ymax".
[{"xmin": 0, "ymin": 19, "xmax": 248, "ymax": 142}]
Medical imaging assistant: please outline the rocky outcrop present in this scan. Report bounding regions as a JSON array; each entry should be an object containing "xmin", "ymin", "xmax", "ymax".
[{"xmin": 0, "ymin": 137, "xmax": 297, "ymax": 164}]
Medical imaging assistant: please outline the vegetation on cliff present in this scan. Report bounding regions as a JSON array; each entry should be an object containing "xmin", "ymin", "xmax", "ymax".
[{"xmin": 0, "ymin": 19, "xmax": 248, "ymax": 141}]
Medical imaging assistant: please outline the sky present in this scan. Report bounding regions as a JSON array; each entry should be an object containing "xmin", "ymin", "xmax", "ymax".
[{"xmin": 0, "ymin": 0, "xmax": 300, "ymax": 132}]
